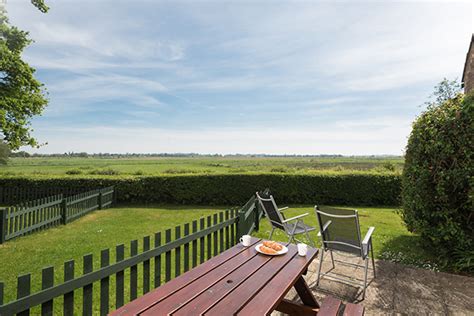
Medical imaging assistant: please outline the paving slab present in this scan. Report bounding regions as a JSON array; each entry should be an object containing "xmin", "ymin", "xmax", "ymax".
[{"xmin": 272, "ymin": 251, "xmax": 474, "ymax": 315}]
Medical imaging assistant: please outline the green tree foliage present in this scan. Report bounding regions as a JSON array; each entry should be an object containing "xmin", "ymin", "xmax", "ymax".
[
  {"xmin": 0, "ymin": 1, "xmax": 48, "ymax": 150},
  {"xmin": 402, "ymin": 80, "xmax": 474, "ymax": 272},
  {"xmin": 0, "ymin": 141, "xmax": 10, "ymax": 164}
]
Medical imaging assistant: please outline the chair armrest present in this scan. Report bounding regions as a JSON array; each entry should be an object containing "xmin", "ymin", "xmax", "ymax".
[
  {"xmin": 362, "ymin": 226, "xmax": 375, "ymax": 245},
  {"xmin": 282, "ymin": 213, "xmax": 309, "ymax": 223},
  {"xmin": 317, "ymin": 220, "xmax": 332, "ymax": 237},
  {"xmin": 278, "ymin": 206, "xmax": 289, "ymax": 212}
]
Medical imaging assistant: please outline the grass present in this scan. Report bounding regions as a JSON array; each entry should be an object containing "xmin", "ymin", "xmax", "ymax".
[
  {"xmin": 0, "ymin": 204, "xmax": 437, "ymax": 314},
  {"xmin": 0, "ymin": 156, "xmax": 403, "ymax": 177}
]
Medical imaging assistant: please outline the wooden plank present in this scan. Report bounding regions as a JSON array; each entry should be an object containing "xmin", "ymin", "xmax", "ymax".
[
  {"xmin": 154, "ymin": 232, "xmax": 161, "ymax": 288},
  {"xmin": 275, "ymin": 299, "xmax": 318, "ymax": 316},
  {"xmin": 204, "ymin": 246, "xmax": 299, "ymax": 315},
  {"xmin": 17, "ymin": 274, "xmax": 31, "ymax": 316},
  {"xmin": 109, "ymin": 238, "xmax": 261, "ymax": 316},
  {"xmin": 143, "ymin": 236, "xmax": 150, "ymax": 294},
  {"xmin": 192, "ymin": 220, "xmax": 198, "ymax": 268},
  {"xmin": 213, "ymin": 214, "xmax": 218, "ymax": 256},
  {"xmin": 83, "ymin": 254, "xmax": 93, "ymax": 316},
  {"xmin": 115, "ymin": 244, "xmax": 125, "ymax": 308},
  {"xmin": 63, "ymin": 260, "xmax": 75, "ymax": 316},
  {"xmin": 130, "ymin": 240, "xmax": 138, "ymax": 301},
  {"xmin": 140, "ymin": 240, "xmax": 262, "ymax": 315},
  {"xmin": 294, "ymin": 275, "xmax": 319, "ymax": 308},
  {"xmin": 41, "ymin": 266, "xmax": 54, "ymax": 316},
  {"xmin": 207, "ymin": 216, "xmax": 212, "ymax": 260},
  {"xmin": 199, "ymin": 218, "xmax": 205, "ymax": 264},
  {"xmin": 225, "ymin": 210, "xmax": 230, "ymax": 250},
  {"xmin": 175, "ymin": 226, "xmax": 181, "ymax": 277},
  {"xmin": 317, "ymin": 296, "xmax": 342, "ymax": 316},
  {"xmin": 219, "ymin": 212, "xmax": 224, "ymax": 253},
  {"xmin": 165, "ymin": 229, "xmax": 171, "ymax": 282},
  {"xmin": 343, "ymin": 303, "xmax": 365, "ymax": 316},
  {"xmin": 171, "ymin": 247, "xmax": 278, "ymax": 315},
  {"xmin": 235, "ymin": 247, "xmax": 319, "ymax": 316},
  {"xmin": 100, "ymin": 249, "xmax": 110, "ymax": 316},
  {"xmin": 183, "ymin": 223, "xmax": 190, "ymax": 272}
]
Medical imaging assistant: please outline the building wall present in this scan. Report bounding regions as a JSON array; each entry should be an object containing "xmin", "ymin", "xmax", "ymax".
[{"xmin": 464, "ymin": 46, "xmax": 474, "ymax": 94}]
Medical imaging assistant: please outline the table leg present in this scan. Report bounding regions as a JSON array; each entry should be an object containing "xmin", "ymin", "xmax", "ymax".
[{"xmin": 294, "ymin": 275, "xmax": 319, "ymax": 308}]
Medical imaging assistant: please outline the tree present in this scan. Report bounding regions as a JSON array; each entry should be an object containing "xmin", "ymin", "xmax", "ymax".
[
  {"xmin": 0, "ymin": 0, "xmax": 49, "ymax": 150},
  {"xmin": 401, "ymin": 79, "xmax": 473, "ymax": 272},
  {"xmin": 0, "ymin": 141, "xmax": 10, "ymax": 164}
]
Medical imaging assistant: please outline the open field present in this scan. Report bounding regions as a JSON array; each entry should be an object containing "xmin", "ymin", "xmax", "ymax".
[
  {"xmin": 0, "ymin": 204, "xmax": 436, "ymax": 314},
  {"xmin": 0, "ymin": 156, "xmax": 403, "ymax": 177}
]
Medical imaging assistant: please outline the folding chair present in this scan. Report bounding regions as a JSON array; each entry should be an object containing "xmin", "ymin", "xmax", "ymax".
[
  {"xmin": 314, "ymin": 206, "xmax": 376, "ymax": 300},
  {"xmin": 256, "ymin": 192, "xmax": 316, "ymax": 246}
]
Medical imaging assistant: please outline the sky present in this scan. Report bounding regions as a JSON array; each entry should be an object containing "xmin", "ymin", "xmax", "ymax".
[{"xmin": 6, "ymin": 0, "xmax": 473, "ymax": 155}]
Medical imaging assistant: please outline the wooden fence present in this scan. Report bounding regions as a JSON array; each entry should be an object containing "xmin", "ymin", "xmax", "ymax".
[
  {"xmin": 0, "ymin": 187, "xmax": 85, "ymax": 206},
  {"xmin": 0, "ymin": 194, "xmax": 260, "ymax": 316},
  {"xmin": 0, "ymin": 187, "xmax": 114, "ymax": 244}
]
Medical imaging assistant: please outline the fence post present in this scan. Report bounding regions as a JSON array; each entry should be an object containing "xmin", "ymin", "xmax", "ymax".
[
  {"xmin": 0, "ymin": 208, "xmax": 6, "ymax": 244},
  {"xmin": 237, "ymin": 209, "xmax": 245, "ymax": 239},
  {"xmin": 98, "ymin": 191, "xmax": 103, "ymax": 210},
  {"xmin": 61, "ymin": 196, "xmax": 67, "ymax": 225}
]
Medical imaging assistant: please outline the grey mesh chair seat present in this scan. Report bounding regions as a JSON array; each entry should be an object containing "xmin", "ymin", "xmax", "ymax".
[
  {"xmin": 283, "ymin": 222, "xmax": 316, "ymax": 235},
  {"xmin": 314, "ymin": 206, "xmax": 376, "ymax": 300},
  {"xmin": 256, "ymin": 192, "xmax": 315, "ymax": 246}
]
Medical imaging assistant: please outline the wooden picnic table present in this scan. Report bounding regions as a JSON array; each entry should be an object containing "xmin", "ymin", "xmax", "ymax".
[{"xmin": 109, "ymin": 236, "xmax": 320, "ymax": 315}]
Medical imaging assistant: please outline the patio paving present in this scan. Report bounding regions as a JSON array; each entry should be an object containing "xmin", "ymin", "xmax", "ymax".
[{"xmin": 273, "ymin": 252, "xmax": 474, "ymax": 315}]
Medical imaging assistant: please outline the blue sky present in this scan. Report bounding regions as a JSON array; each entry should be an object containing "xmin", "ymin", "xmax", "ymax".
[{"xmin": 7, "ymin": 0, "xmax": 473, "ymax": 155}]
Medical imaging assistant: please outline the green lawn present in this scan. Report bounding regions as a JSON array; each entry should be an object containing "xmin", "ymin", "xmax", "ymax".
[{"xmin": 0, "ymin": 204, "xmax": 436, "ymax": 314}]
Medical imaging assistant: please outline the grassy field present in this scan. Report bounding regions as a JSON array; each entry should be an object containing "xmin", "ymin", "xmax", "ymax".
[
  {"xmin": 0, "ymin": 156, "xmax": 403, "ymax": 177},
  {"xmin": 0, "ymin": 204, "xmax": 436, "ymax": 314}
]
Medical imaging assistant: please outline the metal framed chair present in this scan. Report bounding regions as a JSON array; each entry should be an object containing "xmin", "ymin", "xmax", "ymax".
[
  {"xmin": 314, "ymin": 206, "xmax": 376, "ymax": 300},
  {"xmin": 256, "ymin": 192, "xmax": 316, "ymax": 246}
]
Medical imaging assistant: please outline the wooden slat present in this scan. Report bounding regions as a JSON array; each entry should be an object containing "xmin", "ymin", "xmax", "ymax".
[
  {"xmin": 276, "ymin": 299, "xmax": 318, "ymax": 316},
  {"xmin": 63, "ymin": 260, "xmax": 75, "ymax": 316},
  {"xmin": 83, "ymin": 254, "xmax": 93, "ymax": 316},
  {"xmin": 175, "ymin": 226, "xmax": 181, "ymax": 277},
  {"xmin": 0, "ymin": 281, "xmax": 4, "ymax": 305},
  {"xmin": 143, "ymin": 236, "xmax": 150, "ymax": 294},
  {"xmin": 100, "ymin": 249, "xmax": 110, "ymax": 316},
  {"xmin": 235, "ymin": 247, "xmax": 319, "ymax": 315},
  {"xmin": 225, "ymin": 210, "xmax": 230, "ymax": 250},
  {"xmin": 17, "ymin": 274, "xmax": 31, "ymax": 316},
  {"xmin": 219, "ymin": 212, "xmax": 224, "ymax": 253},
  {"xmin": 343, "ymin": 302, "xmax": 365, "ymax": 316},
  {"xmin": 207, "ymin": 216, "xmax": 212, "ymax": 260},
  {"xmin": 154, "ymin": 232, "xmax": 161, "ymax": 288},
  {"xmin": 171, "ymin": 247, "xmax": 279, "ymax": 315},
  {"xmin": 165, "ymin": 229, "xmax": 172, "ymax": 282},
  {"xmin": 199, "ymin": 218, "xmax": 205, "ymax": 264},
  {"xmin": 183, "ymin": 223, "xmax": 190, "ymax": 272},
  {"xmin": 130, "ymin": 240, "xmax": 138, "ymax": 301},
  {"xmin": 317, "ymin": 296, "xmax": 342, "ymax": 316},
  {"xmin": 213, "ymin": 214, "xmax": 218, "ymax": 256},
  {"xmin": 192, "ymin": 220, "xmax": 198, "ymax": 268},
  {"xmin": 109, "ymin": 238, "xmax": 261, "ymax": 316},
  {"xmin": 115, "ymin": 244, "xmax": 125, "ymax": 308},
  {"xmin": 41, "ymin": 266, "xmax": 54, "ymax": 316}
]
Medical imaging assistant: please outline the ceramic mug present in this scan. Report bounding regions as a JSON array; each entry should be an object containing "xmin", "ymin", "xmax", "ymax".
[
  {"xmin": 297, "ymin": 243, "xmax": 308, "ymax": 256},
  {"xmin": 240, "ymin": 234, "xmax": 251, "ymax": 246}
]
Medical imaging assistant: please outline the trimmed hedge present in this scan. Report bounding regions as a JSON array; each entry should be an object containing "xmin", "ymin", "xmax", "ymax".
[{"xmin": 0, "ymin": 173, "xmax": 401, "ymax": 206}]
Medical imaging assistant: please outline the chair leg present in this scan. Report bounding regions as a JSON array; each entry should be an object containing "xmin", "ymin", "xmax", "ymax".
[
  {"xmin": 269, "ymin": 227, "xmax": 275, "ymax": 240},
  {"xmin": 304, "ymin": 229, "xmax": 314, "ymax": 247},
  {"xmin": 316, "ymin": 249, "xmax": 324, "ymax": 286},
  {"xmin": 370, "ymin": 239, "xmax": 376, "ymax": 278},
  {"xmin": 362, "ymin": 256, "xmax": 369, "ymax": 300},
  {"xmin": 329, "ymin": 250, "xmax": 335, "ymax": 269}
]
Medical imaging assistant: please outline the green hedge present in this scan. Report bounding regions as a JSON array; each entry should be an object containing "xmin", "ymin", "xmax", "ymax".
[{"xmin": 0, "ymin": 173, "xmax": 401, "ymax": 206}]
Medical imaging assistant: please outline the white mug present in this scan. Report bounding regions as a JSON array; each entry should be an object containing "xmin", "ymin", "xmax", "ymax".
[
  {"xmin": 297, "ymin": 243, "xmax": 308, "ymax": 256},
  {"xmin": 240, "ymin": 235, "xmax": 251, "ymax": 247}
]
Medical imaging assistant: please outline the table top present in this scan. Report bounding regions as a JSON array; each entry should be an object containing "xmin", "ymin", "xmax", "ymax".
[{"xmin": 110, "ymin": 237, "xmax": 318, "ymax": 316}]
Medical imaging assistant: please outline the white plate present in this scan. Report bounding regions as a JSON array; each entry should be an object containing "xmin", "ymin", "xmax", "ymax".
[{"xmin": 255, "ymin": 243, "xmax": 288, "ymax": 256}]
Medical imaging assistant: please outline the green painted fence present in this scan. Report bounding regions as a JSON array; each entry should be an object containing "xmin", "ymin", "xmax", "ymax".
[
  {"xmin": 0, "ymin": 187, "xmax": 115, "ymax": 244},
  {"xmin": 0, "ymin": 194, "xmax": 260, "ymax": 316}
]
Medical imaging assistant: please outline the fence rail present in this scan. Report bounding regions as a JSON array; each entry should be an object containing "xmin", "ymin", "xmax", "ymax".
[
  {"xmin": 0, "ymin": 193, "xmax": 261, "ymax": 316},
  {"xmin": 0, "ymin": 186, "xmax": 115, "ymax": 243}
]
